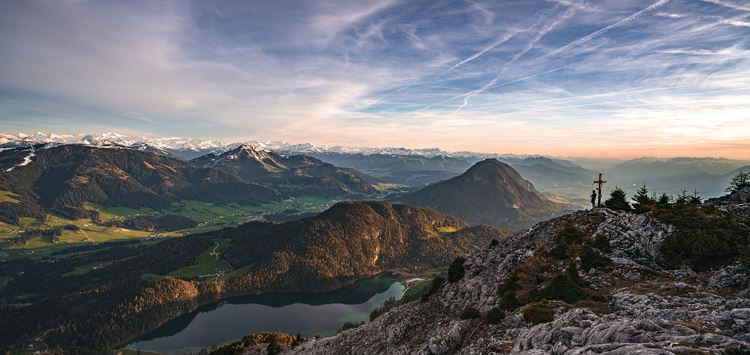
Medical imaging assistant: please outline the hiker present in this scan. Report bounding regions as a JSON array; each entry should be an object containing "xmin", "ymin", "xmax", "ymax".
[{"xmin": 591, "ymin": 190, "xmax": 597, "ymax": 209}]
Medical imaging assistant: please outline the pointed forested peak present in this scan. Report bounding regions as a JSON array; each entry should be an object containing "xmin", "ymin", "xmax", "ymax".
[{"xmin": 398, "ymin": 158, "xmax": 570, "ymax": 230}]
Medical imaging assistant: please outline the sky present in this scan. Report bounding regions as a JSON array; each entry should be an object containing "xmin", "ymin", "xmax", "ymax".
[{"xmin": 0, "ymin": 0, "xmax": 749, "ymax": 159}]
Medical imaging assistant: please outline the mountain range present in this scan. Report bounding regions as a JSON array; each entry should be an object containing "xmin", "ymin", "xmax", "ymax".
[
  {"xmin": 1, "ymin": 132, "xmax": 225, "ymax": 160},
  {"xmin": 6, "ymin": 131, "xmax": 746, "ymax": 202},
  {"xmin": 0, "ymin": 140, "xmax": 568, "ymax": 236},
  {"xmin": 193, "ymin": 145, "xmax": 377, "ymax": 197},
  {"xmin": 603, "ymin": 157, "xmax": 750, "ymax": 198},
  {"xmin": 0, "ymin": 144, "xmax": 280, "ymax": 223}
]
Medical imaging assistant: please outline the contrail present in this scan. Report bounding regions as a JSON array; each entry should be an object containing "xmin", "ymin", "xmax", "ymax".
[
  {"xmin": 449, "ymin": 31, "xmax": 517, "ymax": 71},
  {"xmin": 689, "ymin": 12, "xmax": 750, "ymax": 32},
  {"xmin": 544, "ymin": 0, "xmax": 672, "ymax": 58},
  {"xmin": 700, "ymin": 0, "xmax": 750, "ymax": 13},
  {"xmin": 508, "ymin": 7, "xmax": 576, "ymax": 67},
  {"xmin": 454, "ymin": 6, "xmax": 574, "ymax": 112},
  {"xmin": 487, "ymin": 67, "xmax": 562, "ymax": 91},
  {"xmin": 468, "ymin": 85, "xmax": 750, "ymax": 111},
  {"xmin": 454, "ymin": 67, "xmax": 562, "ymax": 113}
]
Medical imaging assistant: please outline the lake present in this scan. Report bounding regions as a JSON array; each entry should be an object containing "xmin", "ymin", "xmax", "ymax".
[{"xmin": 127, "ymin": 278, "xmax": 405, "ymax": 354}]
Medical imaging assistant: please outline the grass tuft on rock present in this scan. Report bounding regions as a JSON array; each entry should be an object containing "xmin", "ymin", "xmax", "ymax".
[
  {"xmin": 522, "ymin": 300, "xmax": 554, "ymax": 325},
  {"xmin": 487, "ymin": 307, "xmax": 505, "ymax": 325},
  {"xmin": 460, "ymin": 306, "xmax": 480, "ymax": 319}
]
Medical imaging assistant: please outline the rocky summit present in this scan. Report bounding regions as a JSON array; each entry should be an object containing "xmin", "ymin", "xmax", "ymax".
[{"xmin": 279, "ymin": 202, "xmax": 749, "ymax": 354}]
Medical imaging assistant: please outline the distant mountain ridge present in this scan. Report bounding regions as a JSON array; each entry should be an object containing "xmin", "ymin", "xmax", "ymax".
[
  {"xmin": 603, "ymin": 157, "xmax": 750, "ymax": 198},
  {"xmin": 0, "ymin": 144, "xmax": 279, "ymax": 223},
  {"xmin": 0, "ymin": 131, "xmax": 596, "ymax": 161},
  {"xmin": 0, "ymin": 132, "xmax": 225, "ymax": 160},
  {"xmin": 193, "ymin": 145, "xmax": 377, "ymax": 196},
  {"xmin": 398, "ymin": 159, "xmax": 571, "ymax": 230},
  {"xmin": 4, "ymin": 132, "xmax": 747, "ymax": 201},
  {"xmin": 299, "ymin": 152, "xmax": 474, "ymax": 187}
]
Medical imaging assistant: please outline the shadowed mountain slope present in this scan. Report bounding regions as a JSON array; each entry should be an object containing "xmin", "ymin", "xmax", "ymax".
[
  {"xmin": 193, "ymin": 145, "xmax": 377, "ymax": 197},
  {"xmin": 0, "ymin": 144, "xmax": 279, "ymax": 223},
  {"xmin": 398, "ymin": 159, "xmax": 571, "ymax": 230}
]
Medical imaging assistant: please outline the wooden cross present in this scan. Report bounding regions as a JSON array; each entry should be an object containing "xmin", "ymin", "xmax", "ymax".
[{"xmin": 593, "ymin": 173, "xmax": 606, "ymax": 207}]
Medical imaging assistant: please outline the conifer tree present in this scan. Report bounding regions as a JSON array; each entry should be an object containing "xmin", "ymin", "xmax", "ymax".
[
  {"xmin": 689, "ymin": 189, "xmax": 702, "ymax": 205},
  {"xmin": 631, "ymin": 183, "xmax": 655, "ymax": 213},
  {"xmin": 656, "ymin": 193, "xmax": 671, "ymax": 208},
  {"xmin": 604, "ymin": 187, "xmax": 631, "ymax": 211},
  {"xmin": 675, "ymin": 188, "xmax": 690, "ymax": 205},
  {"xmin": 727, "ymin": 171, "xmax": 750, "ymax": 194}
]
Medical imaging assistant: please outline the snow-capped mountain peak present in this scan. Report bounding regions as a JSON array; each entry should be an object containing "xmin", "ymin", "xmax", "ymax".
[{"xmin": 0, "ymin": 131, "xmax": 478, "ymax": 160}]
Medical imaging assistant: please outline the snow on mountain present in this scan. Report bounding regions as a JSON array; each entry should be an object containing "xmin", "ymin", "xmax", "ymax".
[
  {"xmin": 4, "ymin": 145, "xmax": 37, "ymax": 172},
  {"xmin": 245, "ymin": 140, "xmax": 450, "ymax": 157},
  {"xmin": 0, "ymin": 132, "xmax": 225, "ymax": 153},
  {"xmin": 0, "ymin": 132, "xmax": 456, "ymax": 157},
  {"xmin": 0, "ymin": 131, "xmax": 512, "ymax": 159}
]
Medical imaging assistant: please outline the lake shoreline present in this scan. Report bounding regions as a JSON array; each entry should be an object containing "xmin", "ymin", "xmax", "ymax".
[{"xmin": 122, "ymin": 271, "xmax": 436, "ymax": 354}]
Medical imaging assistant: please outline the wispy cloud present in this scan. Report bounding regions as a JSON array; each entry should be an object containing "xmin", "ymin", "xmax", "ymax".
[
  {"xmin": 448, "ymin": 31, "xmax": 517, "ymax": 71},
  {"xmin": 700, "ymin": 0, "xmax": 750, "ymax": 13},
  {"xmin": 454, "ymin": 67, "xmax": 562, "ymax": 113},
  {"xmin": 453, "ymin": 6, "xmax": 576, "ymax": 112},
  {"xmin": 510, "ymin": 6, "xmax": 576, "ymax": 65},
  {"xmin": 0, "ymin": 0, "xmax": 748, "ymax": 158},
  {"xmin": 657, "ymin": 46, "xmax": 750, "ymax": 57},
  {"xmin": 545, "ymin": 0, "xmax": 672, "ymax": 58},
  {"xmin": 656, "ymin": 12, "xmax": 686, "ymax": 18}
]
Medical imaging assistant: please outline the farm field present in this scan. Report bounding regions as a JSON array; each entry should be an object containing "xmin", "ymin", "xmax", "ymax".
[{"xmin": 0, "ymin": 196, "xmax": 337, "ymax": 259}]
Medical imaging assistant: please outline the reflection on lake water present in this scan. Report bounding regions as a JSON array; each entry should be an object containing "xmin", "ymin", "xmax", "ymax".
[{"xmin": 127, "ymin": 281, "xmax": 405, "ymax": 354}]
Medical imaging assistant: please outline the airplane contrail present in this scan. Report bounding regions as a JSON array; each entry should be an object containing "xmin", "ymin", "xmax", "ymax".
[
  {"xmin": 449, "ymin": 31, "xmax": 518, "ymax": 72},
  {"xmin": 700, "ymin": 0, "xmax": 750, "ymax": 13},
  {"xmin": 544, "ymin": 0, "xmax": 672, "ymax": 58},
  {"xmin": 454, "ymin": 67, "xmax": 562, "ymax": 113}
]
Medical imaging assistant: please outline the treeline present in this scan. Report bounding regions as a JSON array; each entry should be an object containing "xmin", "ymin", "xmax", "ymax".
[
  {"xmin": 597, "ymin": 171, "xmax": 750, "ymax": 271},
  {"xmin": 123, "ymin": 214, "xmax": 198, "ymax": 232},
  {"xmin": 0, "ymin": 235, "xmax": 215, "ymax": 352}
]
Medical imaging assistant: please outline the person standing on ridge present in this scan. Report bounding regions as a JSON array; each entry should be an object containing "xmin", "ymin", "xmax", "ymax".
[{"xmin": 590, "ymin": 190, "xmax": 597, "ymax": 209}]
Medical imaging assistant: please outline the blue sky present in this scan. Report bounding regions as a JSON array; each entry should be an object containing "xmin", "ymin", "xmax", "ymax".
[{"xmin": 0, "ymin": 0, "xmax": 749, "ymax": 158}]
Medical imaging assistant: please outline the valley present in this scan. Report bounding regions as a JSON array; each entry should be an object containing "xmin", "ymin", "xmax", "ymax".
[
  {"xmin": 0, "ymin": 199, "xmax": 503, "ymax": 353},
  {"xmin": 2, "ymin": 0, "xmax": 749, "ymax": 352},
  {"xmin": 0, "ymin": 196, "xmax": 339, "ymax": 259},
  {"xmin": 0, "ymin": 135, "xmax": 748, "ymax": 354}
]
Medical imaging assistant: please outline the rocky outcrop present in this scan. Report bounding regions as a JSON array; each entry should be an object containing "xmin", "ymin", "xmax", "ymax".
[
  {"xmin": 283, "ymin": 207, "xmax": 750, "ymax": 355},
  {"xmin": 706, "ymin": 186, "xmax": 750, "ymax": 223}
]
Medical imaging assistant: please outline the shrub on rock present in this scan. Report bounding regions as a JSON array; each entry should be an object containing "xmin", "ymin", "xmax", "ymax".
[
  {"xmin": 448, "ymin": 257, "xmax": 466, "ymax": 283},
  {"xmin": 522, "ymin": 300, "xmax": 554, "ymax": 324},
  {"xmin": 460, "ymin": 306, "xmax": 480, "ymax": 319},
  {"xmin": 498, "ymin": 273, "xmax": 521, "ymax": 310},
  {"xmin": 421, "ymin": 276, "xmax": 445, "ymax": 303},
  {"xmin": 487, "ymin": 307, "xmax": 505, "ymax": 325},
  {"xmin": 580, "ymin": 244, "xmax": 612, "ymax": 271}
]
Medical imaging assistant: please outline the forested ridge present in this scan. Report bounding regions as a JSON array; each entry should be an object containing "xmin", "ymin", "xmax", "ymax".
[
  {"xmin": 0, "ymin": 144, "xmax": 279, "ymax": 224},
  {"xmin": 0, "ymin": 201, "xmax": 503, "ymax": 353}
]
